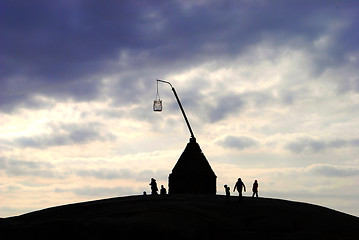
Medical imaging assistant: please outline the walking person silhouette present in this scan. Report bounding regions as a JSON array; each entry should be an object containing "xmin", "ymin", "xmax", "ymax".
[
  {"xmin": 252, "ymin": 180, "xmax": 259, "ymax": 197},
  {"xmin": 233, "ymin": 178, "xmax": 246, "ymax": 201}
]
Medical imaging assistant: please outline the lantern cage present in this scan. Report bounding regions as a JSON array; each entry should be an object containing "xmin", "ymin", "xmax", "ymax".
[
  {"xmin": 153, "ymin": 80, "xmax": 162, "ymax": 112},
  {"xmin": 153, "ymin": 99, "xmax": 162, "ymax": 111}
]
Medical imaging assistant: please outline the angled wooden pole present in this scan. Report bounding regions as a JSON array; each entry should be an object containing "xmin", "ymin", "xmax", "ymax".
[{"xmin": 157, "ymin": 79, "xmax": 196, "ymax": 140}]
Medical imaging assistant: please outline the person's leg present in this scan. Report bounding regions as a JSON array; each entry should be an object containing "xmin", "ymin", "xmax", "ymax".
[{"xmin": 238, "ymin": 191, "xmax": 242, "ymax": 201}]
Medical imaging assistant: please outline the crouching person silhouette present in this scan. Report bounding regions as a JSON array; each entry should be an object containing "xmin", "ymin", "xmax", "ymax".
[
  {"xmin": 233, "ymin": 178, "xmax": 246, "ymax": 201},
  {"xmin": 224, "ymin": 185, "xmax": 230, "ymax": 199},
  {"xmin": 149, "ymin": 178, "xmax": 158, "ymax": 195},
  {"xmin": 160, "ymin": 185, "xmax": 167, "ymax": 195}
]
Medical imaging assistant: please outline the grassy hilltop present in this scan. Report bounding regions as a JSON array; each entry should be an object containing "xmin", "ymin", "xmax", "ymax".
[{"xmin": 1, "ymin": 194, "xmax": 358, "ymax": 239}]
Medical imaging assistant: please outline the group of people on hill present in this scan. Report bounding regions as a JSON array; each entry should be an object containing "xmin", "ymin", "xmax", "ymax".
[
  {"xmin": 224, "ymin": 178, "xmax": 259, "ymax": 200},
  {"xmin": 146, "ymin": 178, "xmax": 166, "ymax": 195},
  {"xmin": 147, "ymin": 177, "xmax": 259, "ymax": 199}
]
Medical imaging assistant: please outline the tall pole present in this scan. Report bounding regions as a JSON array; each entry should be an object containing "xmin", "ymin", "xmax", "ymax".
[{"xmin": 157, "ymin": 79, "xmax": 196, "ymax": 140}]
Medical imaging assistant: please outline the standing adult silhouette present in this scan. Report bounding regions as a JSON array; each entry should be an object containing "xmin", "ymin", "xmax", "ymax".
[
  {"xmin": 149, "ymin": 178, "xmax": 158, "ymax": 195},
  {"xmin": 233, "ymin": 178, "xmax": 246, "ymax": 201},
  {"xmin": 252, "ymin": 180, "xmax": 259, "ymax": 197}
]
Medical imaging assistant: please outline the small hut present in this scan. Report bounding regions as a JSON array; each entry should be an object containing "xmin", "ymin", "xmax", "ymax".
[{"xmin": 168, "ymin": 138, "xmax": 217, "ymax": 194}]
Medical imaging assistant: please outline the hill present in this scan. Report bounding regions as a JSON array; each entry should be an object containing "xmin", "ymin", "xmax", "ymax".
[{"xmin": 1, "ymin": 194, "xmax": 358, "ymax": 239}]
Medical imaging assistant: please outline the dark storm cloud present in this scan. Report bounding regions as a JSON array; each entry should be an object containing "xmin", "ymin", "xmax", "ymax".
[
  {"xmin": 207, "ymin": 94, "xmax": 246, "ymax": 123},
  {"xmin": 13, "ymin": 122, "xmax": 116, "ymax": 149},
  {"xmin": 1, "ymin": 0, "xmax": 153, "ymax": 111},
  {"xmin": 285, "ymin": 137, "xmax": 359, "ymax": 154},
  {"xmin": 167, "ymin": 89, "xmax": 246, "ymax": 123},
  {"xmin": 1, "ymin": 0, "xmax": 358, "ymax": 112},
  {"xmin": 217, "ymin": 135, "xmax": 258, "ymax": 150}
]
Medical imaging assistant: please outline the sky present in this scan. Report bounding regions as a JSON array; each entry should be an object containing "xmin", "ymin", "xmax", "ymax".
[{"xmin": 1, "ymin": 0, "xmax": 359, "ymax": 217}]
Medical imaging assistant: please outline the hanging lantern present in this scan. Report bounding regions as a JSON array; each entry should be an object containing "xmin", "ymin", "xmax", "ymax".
[
  {"xmin": 153, "ymin": 99, "xmax": 162, "ymax": 112},
  {"xmin": 153, "ymin": 80, "xmax": 162, "ymax": 112}
]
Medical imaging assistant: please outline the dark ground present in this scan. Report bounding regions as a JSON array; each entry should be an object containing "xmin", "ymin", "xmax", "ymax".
[{"xmin": 1, "ymin": 194, "xmax": 358, "ymax": 239}]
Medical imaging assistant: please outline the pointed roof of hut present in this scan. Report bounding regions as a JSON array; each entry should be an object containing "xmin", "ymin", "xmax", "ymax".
[{"xmin": 171, "ymin": 138, "xmax": 216, "ymax": 177}]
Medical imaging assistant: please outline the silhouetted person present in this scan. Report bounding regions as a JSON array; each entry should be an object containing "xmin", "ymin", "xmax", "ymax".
[
  {"xmin": 252, "ymin": 180, "xmax": 259, "ymax": 197},
  {"xmin": 160, "ymin": 185, "xmax": 167, "ymax": 195},
  {"xmin": 233, "ymin": 178, "xmax": 246, "ymax": 200},
  {"xmin": 224, "ymin": 185, "xmax": 230, "ymax": 199},
  {"xmin": 149, "ymin": 178, "xmax": 158, "ymax": 195}
]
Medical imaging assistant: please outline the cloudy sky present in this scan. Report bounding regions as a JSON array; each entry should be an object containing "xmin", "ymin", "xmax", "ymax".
[{"xmin": 1, "ymin": 0, "xmax": 359, "ymax": 217}]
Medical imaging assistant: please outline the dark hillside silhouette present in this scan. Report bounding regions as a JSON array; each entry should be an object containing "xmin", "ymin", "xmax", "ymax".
[{"xmin": 1, "ymin": 195, "xmax": 358, "ymax": 239}]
